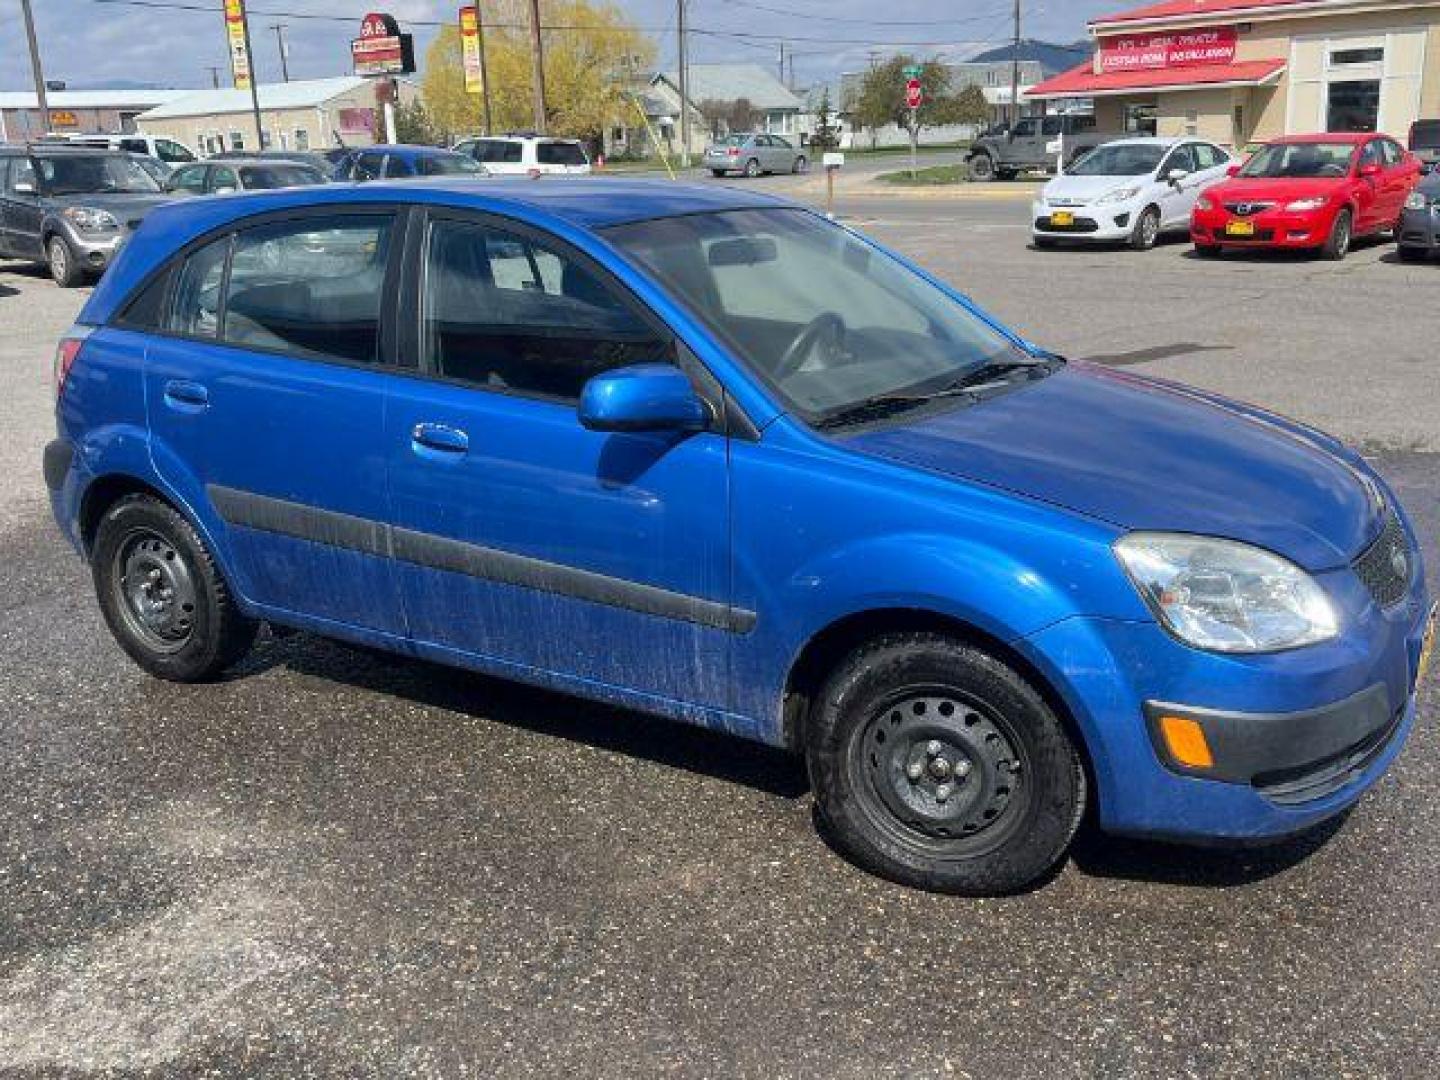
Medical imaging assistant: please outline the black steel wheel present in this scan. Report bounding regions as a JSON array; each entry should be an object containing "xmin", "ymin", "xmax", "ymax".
[
  {"xmin": 807, "ymin": 633, "xmax": 1086, "ymax": 895},
  {"xmin": 92, "ymin": 493, "xmax": 257, "ymax": 682}
]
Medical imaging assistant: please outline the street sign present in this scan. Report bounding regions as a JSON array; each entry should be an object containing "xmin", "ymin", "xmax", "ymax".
[
  {"xmin": 351, "ymin": 11, "xmax": 416, "ymax": 77},
  {"xmin": 902, "ymin": 64, "xmax": 923, "ymax": 78},
  {"xmin": 823, "ymin": 152, "xmax": 845, "ymax": 169},
  {"xmin": 50, "ymin": 110, "xmax": 78, "ymax": 128},
  {"xmin": 222, "ymin": 0, "xmax": 253, "ymax": 90},
  {"xmin": 905, "ymin": 78, "xmax": 923, "ymax": 110}
]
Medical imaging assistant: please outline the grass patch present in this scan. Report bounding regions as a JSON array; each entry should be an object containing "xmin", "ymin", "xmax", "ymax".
[{"xmin": 877, "ymin": 164, "xmax": 968, "ymax": 186}]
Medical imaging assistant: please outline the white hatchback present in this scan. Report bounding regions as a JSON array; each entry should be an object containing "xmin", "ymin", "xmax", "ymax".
[
  {"xmin": 452, "ymin": 135, "xmax": 592, "ymax": 176},
  {"xmin": 1031, "ymin": 137, "xmax": 1233, "ymax": 250}
]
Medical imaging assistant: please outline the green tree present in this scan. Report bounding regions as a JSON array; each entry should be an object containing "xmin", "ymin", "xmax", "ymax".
[
  {"xmin": 811, "ymin": 86, "xmax": 837, "ymax": 149},
  {"xmin": 393, "ymin": 99, "xmax": 438, "ymax": 145},
  {"xmin": 854, "ymin": 56, "xmax": 955, "ymax": 148}
]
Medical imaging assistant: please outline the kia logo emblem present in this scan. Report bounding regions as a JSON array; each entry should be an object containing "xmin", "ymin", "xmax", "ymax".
[{"xmin": 1390, "ymin": 546, "xmax": 1409, "ymax": 581}]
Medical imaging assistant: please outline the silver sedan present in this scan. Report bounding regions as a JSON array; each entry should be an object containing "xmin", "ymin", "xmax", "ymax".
[{"xmin": 704, "ymin": 133, "xmax": 808, "ymax": 178}]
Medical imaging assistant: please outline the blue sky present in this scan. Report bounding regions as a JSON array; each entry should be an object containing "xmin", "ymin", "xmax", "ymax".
[{"xmin": 1, "ymin": 1, "xmax": 1125, "ymax": 92}]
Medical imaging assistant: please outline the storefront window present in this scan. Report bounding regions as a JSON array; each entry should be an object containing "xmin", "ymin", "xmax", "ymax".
[
  {"xmin": 1327, "ymin": 81, "xmax": 1380, "ymax": 133},
  {"xmin": 1123, "ymin": 103, "xmax": 1157, "ymax": 136}
]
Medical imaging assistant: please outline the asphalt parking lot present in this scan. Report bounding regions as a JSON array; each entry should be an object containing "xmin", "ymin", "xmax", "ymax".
[{"xmin": 1, "ymin": 188, "xmax": 1437, "ymax": 1077}]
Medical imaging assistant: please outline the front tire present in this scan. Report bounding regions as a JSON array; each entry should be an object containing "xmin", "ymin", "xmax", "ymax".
[
  {"xmin": 744, "ymin": 157, "xmax": 761, "ymax": 178},
  {"xmin": 793, "ymin": 155, "xmax": 808, "ymax": 174},
  {"xmin": 1130, "ymin": 205, "xmax": 1162, "ymax": 250},
  {"xmin": 47, "ymin": 235, "xmax": 85, "ymax": 288},
  {"xmin": 92, "ymin": 494, "xmax": 258, "ymax": 682},
  {"xmin": 806, "ymin": 634, "xmax": 1086, "ymax": 896},
  {"xmin": 968, "ymin": 153, "xmax": 996, "ymax": 182},
  {"xmin": 1194, "ymin": 242, "xmax": 1222, "ymax": 258},
  {"xmin": 1322, "ymin": 209, "xmax": 1352, "ymax": 260},
  {"xmin": 710, "ymin": 169, "xmax": 727, "ymax": 178}
]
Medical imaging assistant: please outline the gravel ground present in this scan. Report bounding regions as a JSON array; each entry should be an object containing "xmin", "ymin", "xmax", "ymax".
[{"xmin": 0, "ymin": 193, "xmax": 1436, "ymax": 1078}]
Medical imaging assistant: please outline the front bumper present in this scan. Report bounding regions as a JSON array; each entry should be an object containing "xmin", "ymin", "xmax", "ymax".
[
  {"xmin": 1031, "ymin": 201, "xmax": 1136, "ymax": 242},
  {"xmin": 55, "ymin": 222, "xmax": 127, "ymax": 271},
  {"xmin": 1022, "ymin": 549, "xmax": 1431, "ymax": 843},
  {"xmin": 1398, "ymin": 204, "xmax": 1439, "ymax": 251},
  {"xmin": 1191, "ymin": 206, "xmax": 1333, "ymax": 249}
]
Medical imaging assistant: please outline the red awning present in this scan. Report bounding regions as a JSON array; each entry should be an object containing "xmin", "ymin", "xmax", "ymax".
[{"xmin": 1027, "ymin": 58, "xmax": 1287, "ymax": 99}]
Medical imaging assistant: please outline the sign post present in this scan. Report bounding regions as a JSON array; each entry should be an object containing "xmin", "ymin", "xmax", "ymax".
[
  {"xmin": 351, "ymin": 12, "xmax": 416, "ymax": 144},
  {"xmin": 904, "ymin": 75, "xmax": 923, "ymax": 179},
  {"xmin": 459, "ymin": 6, "xmax": 493, "ymax": 136},
  {"xmin": 823, "ymin": 151, "xmax": 844, "ymax": 218}
]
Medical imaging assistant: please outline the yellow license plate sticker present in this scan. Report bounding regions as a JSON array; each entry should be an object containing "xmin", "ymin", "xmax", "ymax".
[
  {"xmin": 1420, "ymin": 606, "xmax": 1438, "ymax": 687},
  {"xmin": 1050, "ymin": 211, "xmax": 1074, "ymax": 228},
  {"xmin": 1225, "ymin": 220, "xmax": 1257, "ymax": 237}
]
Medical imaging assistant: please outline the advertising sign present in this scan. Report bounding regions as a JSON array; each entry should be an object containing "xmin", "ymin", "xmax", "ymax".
[
  {"xmin": 338, "ymin": 107, "xmax": 377, "ymax": 134},
  {"xmin": 459, "ymin": 6, "xmax": 484, "ymax": 94},
  {"xmin": 1099, "ymin": 27, "xmax": 1238, "ymax": 72},
  {"xmin": 50, "ymin": 110, "xmax": 79, "ymax": 128},
  {"xmin": 223, "ymin": 0, "xmax": 253, "ymax": 90},
  {"xmin": 352, "ymin": 12, "xmax": 416, "ymax": 77}
]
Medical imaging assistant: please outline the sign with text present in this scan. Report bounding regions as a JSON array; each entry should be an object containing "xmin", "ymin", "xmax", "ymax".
[
  {"xmin": 459, "ymin": 6, "xmax": 483, "ymax": 94},
  {"xmin": 1099, "ymin": 27, "xmax": 1238, "ymax": 72},
  {"xmin": 352, "ymin": 11, "xmax": 416, "ymax": 76},
  {"xmin": 906, "ymin": 78, "xmax": 923, "ymax": 110},
  {"xmin": 223, "ymin": 0, "xmax": 253, "ymax": 90}
]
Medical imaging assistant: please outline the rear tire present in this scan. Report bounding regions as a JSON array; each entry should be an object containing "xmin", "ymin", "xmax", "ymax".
[
  {"xmin": 1322, "ymin": 209, "xmax": 1353, "ymax": 260},
  {"xmin": 92, "ymin": 494, "xmax": 258, "ymax": 682},
  {"xmin": 793, "ymin": 155, "xmax": 808, "ymax": 174},
  {"xmin": 710, "ymin": 169, "xmax": 727, "ymax": 178},
  {"xmin": 47, "ymin": 235, "xmax": 85, "ymax": 288},
  {"xmin": 806, "ymin": 633, "xmax": 1086, "ymax": 896},
  {"xmin": 968, "ymin": 153, "xmax": 996, "ymax": 182},
  {"xmin": 744, "ymin": 158, "xmax": 760, "ymax": 178}
]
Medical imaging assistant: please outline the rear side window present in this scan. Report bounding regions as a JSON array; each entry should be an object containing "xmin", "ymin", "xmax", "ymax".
[
  {"xmin": 536, "ymin": 141, "xmax": 588, "ymax": 166},
  {"xmin": 223, "ymin": 215, "xmax": 394, "ymax": 364},
  {"xmin": 116, "ymin": 266, "xmax": 173, "ymax": 330},
  {"xmin": 169, "ymin": 164, "xmax": 209, "ymax": 193},
  {"xmin": 385, "ymin": 155, "xmax": 416, "ymax": 178},
  {"xmin": 169, "ymin": 236, "xmax": 231, "ymax": 339},
  {"xmin": 421, "ymin": 218, "xmax": 667, "ymax": 401},
  {"xmin": 475, "ymin": 140, "xmax": 522, "ymax": 163}
]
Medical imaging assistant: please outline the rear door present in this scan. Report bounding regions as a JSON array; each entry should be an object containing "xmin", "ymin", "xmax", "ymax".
[
  {"xmin": 1377, "ymin": 138, "xmax": 1417, "ymax": 224},
  {"xmin": 383, "ymin": 209, "xmax": 735, "ymax": 710},
  {"xmin": 1353, "ymin": 140, "xmax": 1386, "ymax": 232},
  {"xmin": 145, "ymin": 207, "xmax": 410, "ymax": 635}
]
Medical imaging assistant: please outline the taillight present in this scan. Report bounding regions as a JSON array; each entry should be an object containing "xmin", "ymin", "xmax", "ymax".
[
  {"xmin": 54, "ymin": 328, "xmax": 91, "ymax": 400},
  {"xmin": 727, "ymin": 147, "xmax": 740, "ymax": 157}
]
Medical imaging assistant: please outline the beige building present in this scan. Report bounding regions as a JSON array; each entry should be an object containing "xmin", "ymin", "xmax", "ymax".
[
  {"xmin": 1028, "ymin": 0, "xmax": 1440, "ymax": 147},
  {"xmin": 135, "ymin": 76, "xmax": 419, "ymax": 157}
]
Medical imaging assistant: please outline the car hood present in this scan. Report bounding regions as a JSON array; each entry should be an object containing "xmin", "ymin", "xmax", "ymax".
[
  {"xmin": 1206, "ymin": 176, "xmax": 1347, "ymax": 203},
  {"xmin": 843, "ymin": 364, "xmax": 1382, "ymax": 571},
  {"xmin": 1043, "ymin": 173, "xmax": 1152, "ymax": 202},
  {"xmin": 45, "ymin": 191, "xmax": 173, "ymax": 221}
]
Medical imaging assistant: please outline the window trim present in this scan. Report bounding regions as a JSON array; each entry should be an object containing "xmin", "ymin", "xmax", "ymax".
[{"xmin": 108, "ymin": 203, "xmax": 413, "ymax": 376}]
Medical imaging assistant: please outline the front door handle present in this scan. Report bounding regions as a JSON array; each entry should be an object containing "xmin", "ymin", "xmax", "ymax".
[
  {"xmin": 411, "ymin": 422, "xmax": 469, "ymax": 458},
  {"xmin": 163, "ymin": 379, "xmax": 209, "ymax": 412}
]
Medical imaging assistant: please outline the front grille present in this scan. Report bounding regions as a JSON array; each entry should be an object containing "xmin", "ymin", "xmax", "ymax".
[
  {"xmin": 1212, "ymin": 227, "xmax": 1275, "ymax": 242},
  {"xmin": 1036, "ymin": 216, "xmax": 1099, "ymax": 234},
  {"xmin": 1224, "ymin": 201, "xmax": 1276, "ymax": 217},
  {"xmin": 1353, "ymin": 510, "xmax": 1412, "ymax": 610}
]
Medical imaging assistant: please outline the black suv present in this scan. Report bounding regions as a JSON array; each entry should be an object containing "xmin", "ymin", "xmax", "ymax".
[{"xmin": 0, "ymin": 146, "xmax": 173, "ymax": 286}]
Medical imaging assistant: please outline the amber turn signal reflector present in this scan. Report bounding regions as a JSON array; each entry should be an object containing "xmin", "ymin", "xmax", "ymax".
[{"xmin": 1159, "ymin": 715, "xmax": 1214, "ymax": 770}]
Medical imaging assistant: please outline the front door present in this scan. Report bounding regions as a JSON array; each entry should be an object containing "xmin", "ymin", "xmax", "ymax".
[
  {"xmin": 384, "ymin": 211, "xmax": 735, "ymax": 710},
  {"xmin": 145, "ymin": 207, "xmax": 409, "ymax": 635},
  {"xmin": 1353, "ymin": 140, "xmax": 1386, "ymax": 233},
  {"xmin": 5, "ymin": 156, "xmax": 45, "ymax": 260}
]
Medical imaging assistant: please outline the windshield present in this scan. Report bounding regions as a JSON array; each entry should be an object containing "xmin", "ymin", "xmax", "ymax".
[
  {"xmin": 607, "ymin": 208, "xmax": 1035, "ymax": 424},
  {"xmin": 417, "ymin": 153, "xmax": 484, "ymax": 176},
  {"xmin": 1067, "ymin": 144, "xmax": 1165, "ymax": 177},
  {"xmin": 240, "ymin": 164, "xmax": 326, "ymax": 189},
  {"xmin": 1240, "ymin": 142, "xmax": 1355, "ymax": 178},
  {"xmin": 719, "ymin": 134, "xmax": 749, "ymax": 147},
  {"xmin": 35, "ymin": 154, "xmax": 162, "ymax": 195}
]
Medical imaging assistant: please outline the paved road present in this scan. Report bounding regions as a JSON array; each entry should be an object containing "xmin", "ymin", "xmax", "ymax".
[{"xmin": 1, "ymin": 193, "xmax": 1437, "ymax": 1077}]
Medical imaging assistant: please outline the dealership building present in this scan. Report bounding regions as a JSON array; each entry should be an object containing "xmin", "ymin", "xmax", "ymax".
[{"xmin": 1028, "ymin": 0, "xmax": 1440, "ymax": 146}]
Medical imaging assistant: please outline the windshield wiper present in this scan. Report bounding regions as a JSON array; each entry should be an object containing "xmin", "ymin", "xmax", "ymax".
[
  {"xmin": 947, "ymin": 354, "xmax": 1062, "ymax": 391},
  {"xmin": 814, "ymin": 386, "xmax": 980, "ymax": 430}
]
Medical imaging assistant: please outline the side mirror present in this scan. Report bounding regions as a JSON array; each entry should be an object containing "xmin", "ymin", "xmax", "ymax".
[
  {"xmin": 1359, "ymin": 162, "xmax": 1382, "ymax": 178},
  {"xmin": 579, "ymin": 364, "xmax": 710, "ymax": 434},
  {"xmin": 11, "ymin": 180, "xmax": 35, "ymax": 195},
  {"xmin": 213, "ymin": 184, "xmax": 237, "ymax": 194},
  {"xmin": 1225, "ymin": 164, "xmax": 1242, "ymax": 177},
  {"xmin": 1166, "ymin": 167, "xmax": 1190, "ymax": 184}
]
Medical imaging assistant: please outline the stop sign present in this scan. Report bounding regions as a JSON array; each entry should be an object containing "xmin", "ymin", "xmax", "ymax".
[{"xmin": 905, "ymin": 78, "xmax": 923, "ymax": 109}]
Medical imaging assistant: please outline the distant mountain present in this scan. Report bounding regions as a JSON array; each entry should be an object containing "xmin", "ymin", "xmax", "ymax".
[{"xmin": 970, "ymin": 39, "xmax": 1092, "ymax": 76}]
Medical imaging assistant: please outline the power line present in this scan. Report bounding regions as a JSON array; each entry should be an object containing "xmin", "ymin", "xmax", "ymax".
[{"xmin": 711, "ymin": 0, "xmax": 1015, "ymax": 29}]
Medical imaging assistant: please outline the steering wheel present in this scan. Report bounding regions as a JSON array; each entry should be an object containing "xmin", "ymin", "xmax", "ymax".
[{"xmin": 776, "ymin": 312, "xmax": 847, "ymax": 380}]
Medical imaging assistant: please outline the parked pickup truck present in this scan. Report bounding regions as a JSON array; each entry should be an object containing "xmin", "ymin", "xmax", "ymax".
[{"xmin": 966, "ymin": 115, "xmax": 1122, "ymax": 181}]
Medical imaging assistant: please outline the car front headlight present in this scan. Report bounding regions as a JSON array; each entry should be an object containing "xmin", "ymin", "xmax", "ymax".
[
  {"xmin": 1406, "ymin": 191, "xmax": 1430, "ymax": 211},
  {"xmin": 1284, "ymin": 196, "xmax": 1329, "ymax": 212},
  {"xmin": 61, "ymin": 207, "xmax": 120, "ymax": 233},
  {"xmin": 1096, "ymin": 185, "xmax": 1141, "ymax": 205},
  {"xmin": 1114, "ymin": 533, "xmax": 1338, "ymax": 653},
  {"xmin": 1196, "ymin": 195, "xmax": 1215, "ymax": 211}
]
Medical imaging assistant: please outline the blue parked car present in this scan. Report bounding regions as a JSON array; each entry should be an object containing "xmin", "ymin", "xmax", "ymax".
[
  {"xmin": 338, "ymin": 144, "xmax": 486, "ymax": 182},
  {"xmin": 45, "ymin": 179, "xmax": 1434, "ymax": 895}
]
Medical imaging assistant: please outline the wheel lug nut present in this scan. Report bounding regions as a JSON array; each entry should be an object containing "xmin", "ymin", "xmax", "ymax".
[
  {"xmin": 926, "ymin": 740, "xmax": 943, "ymax": 757},
  {"xmin": 936, "ymin": 784, "xmax": 954, "ymax": 803},
  {"xmin": 906, "ymin": 761, "xmax": 924, "ymax": 781},
  {"xmin": 956, "ymin": 760, "xmax": 972, "ymax": 778}
]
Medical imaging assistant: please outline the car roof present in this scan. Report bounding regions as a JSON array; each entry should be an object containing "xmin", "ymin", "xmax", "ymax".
[
  {"xmin": 209, "ymin": 157, "xmax": 321, "ymax": 168},
  {"xmin": 1269, "ymin": 132, "xmax": 1376, "ymax": 145},
  {"xmin": 1094, "ymin": 136, "xmax": 1185, "ymax": 148},
  {"xmin": 366, "ymin": 144, "xmax": 465, "ymax": 157}
]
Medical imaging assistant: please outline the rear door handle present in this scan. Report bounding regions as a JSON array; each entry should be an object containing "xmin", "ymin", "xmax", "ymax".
[
  {"xmin": 163, "ymin": 380, "xmax": 209, "ymax": 412},
  {"xmin": 411, "ymin": 422, "xmax": 469, "ymax": 458}
]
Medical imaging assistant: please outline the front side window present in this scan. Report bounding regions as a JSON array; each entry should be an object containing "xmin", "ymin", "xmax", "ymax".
[
  {"xmin": 1239, "ymin": 142, "xmax": 1356, "ymax": 178},
  {"xmin": 1162, "ymin": 144, "xmax": 1198, "ymax": 175},
  {"xmin": 211, "ymin": 166, "xmax": 239, "ymax": 192},
  {"xmin": 223, "ymin": 215, "xmax": 394, "ymax": 364},
  {"xmin": 422, "ymin": 218, "xmax": 668, "ymax": 401},
  {"xmin": 156, "ymin": 139, "xmax": 195, "ymax": 163},
  {"xmin": 384, "ymin": 155, "xmax": 416, "ymax": 178},
  {"xmin": 238, "ymin": 164, "xmax": 325, "ymax": 189},
  {"xmin": 607, "ymin": 208, "xmax": 1029, "ymax": 423},
  {"xmin": 8, "ymin": 157, "xmax": 36, "ymax": 193},
  {"xmin": 1013, "ymin": 119, "xmax": 1037, "ymax": 139},
  {"xmin": 169, "ymin": 164, "xmax": 209, "ymax": 193},
  {"xmin": 416, "ymin": 153, "xmax": 484, "ymax": 176},
  {"xmin": 354, "ymin": 152, "xmax": 385, "ymax": 181},
  {"xmin": 1378, "ymin": 139, "xmax": 1402, "ymax": 166},
  {"xmin": 1194, "ymin": 143, "xmax": 1227, "ymax": 170}
]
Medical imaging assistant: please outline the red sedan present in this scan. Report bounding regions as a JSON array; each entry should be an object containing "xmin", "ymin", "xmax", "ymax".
[{"xmin": 1191, "ymin": 133, "xmax": 1423, "ymax": 260}]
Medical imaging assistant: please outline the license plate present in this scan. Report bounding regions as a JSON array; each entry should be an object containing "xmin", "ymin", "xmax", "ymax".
[
  {"xmin": 1419, "ymin": 605, "xmax": 1438, "ymax": 687},
  {"xmin": 1050, "ymin": 211, "xmax": 1074, "ymax": 228},
  {"xmin": 1225, "ymin": 220, "xmax": 1257, "ymax": 237}
]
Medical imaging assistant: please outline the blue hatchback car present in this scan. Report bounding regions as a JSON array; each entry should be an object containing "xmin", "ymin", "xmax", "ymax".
[{"xmin": 45, "ymin": 179, "xmax": 1435, "ymax": 894}]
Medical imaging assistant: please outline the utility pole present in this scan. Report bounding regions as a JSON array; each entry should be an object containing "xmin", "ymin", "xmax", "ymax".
[
  {"xmin": 269, "ymin": 23, "xmax": 290, "ymax": 82},
  {"xmin": 677, "ymin": 0, "xmax": 691, "ymax": 168},
  {"xmin": 778, "ymin": 42, "xmax": 785, "ymax": 85},
  {"xmin": 788, "ymin": 51, "xmax": 795, "ymax": 92},
  {"xmin": 1009, "ymin": 0, "xmax": 1021, "ymax": 127},
  {"xmin": 527, "ymin": 0, "xmax": 547, "ymax": 134},
  {"xmin": 237, "ymin": 3, "xmax": 265, "ymax": 149},
  {"xmin": 476, "ymin": 5, "xmax": 494, "ymax": 135},
  {"xmin": 20, "ymin": 0, "xmax": 50, "ymax": 136}
]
